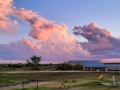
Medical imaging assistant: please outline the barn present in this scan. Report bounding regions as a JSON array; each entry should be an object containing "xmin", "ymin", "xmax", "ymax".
[
  {"xmin": 103, "ymin": 63, "xmax": 120, "ymax": 71},
  {"xmin": 68, "ymin": 60, "xmax": 105, "ymax": 71}
]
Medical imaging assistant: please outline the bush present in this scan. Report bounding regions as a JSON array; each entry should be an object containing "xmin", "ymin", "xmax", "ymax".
[
  {"xmin": 49, "ymin": 63, "xmax": 53, "ymax": 66},
  {"xmin": 56, "ymin": 63, "xmax": 73, "ymax": 70},
  {"xmin": 25, "ymin": 62, "xmax": 33, "ymax": 67},
  {"xmin": 74, "ymin": 64, "xmax": 83, "ymax": 70},
  {"xmin": 31, "ymin": 67, "xmax": 40, "ymax": 70},
  {"xmin": 8, "ymin": 64, "xmax": 12, "ymax": 67},
  {"xmin": 7, "ymin": 63, "xmax": 24, "ymax": 68}
]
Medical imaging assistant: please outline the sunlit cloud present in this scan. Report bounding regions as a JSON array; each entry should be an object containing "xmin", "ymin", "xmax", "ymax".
[
  {"xmin": 73, "ymin": 23, "xmax": 120, "ymax": 59},
  {"xmin": 0, "ymin": 0, "xmax": 120, "ymax": 63}
]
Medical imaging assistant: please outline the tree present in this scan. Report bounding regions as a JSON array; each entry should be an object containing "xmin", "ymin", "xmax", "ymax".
[
  {"xmin": 31, "ymin": 55, "xmax": 41, "ymax": 65},
  {"xmin": 30, "ymin": 55, "xmax": 41, "ymax": 70},
  {"xmin": 26, "ymin": 60, "xmax": 33, "ymax": 67}
]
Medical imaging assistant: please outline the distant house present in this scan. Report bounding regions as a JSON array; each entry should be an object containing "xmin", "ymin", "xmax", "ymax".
[
  {"xmin": 68, "ymin": 60, "xmax": 105, "ymax": 71},
  {"xmin": 103, "ymin": 63, "xmax": 120, "ymax": 71}
]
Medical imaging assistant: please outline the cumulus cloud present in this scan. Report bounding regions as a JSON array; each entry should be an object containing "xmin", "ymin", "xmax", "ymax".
[
  {"xmin": 0, "ymin": 39, "xmax": 34, "ymax": 60},
  {"xmin": 0, "ymin": 0, "xmax": 18, "ymax": 33},
  {"xmin": 14, "ymin": 8, "xmax": 73, "ymax": 43},
  {"xmin": 0, "ymin": 0, "xmax": 120, "ymax": 62},
  {"xmin": 0, "ymin": 0, "xmax": 89, "ymax": 62},
  {"xmin": 0, "ymin": 38, "xmax": 89, "ymax": 62},
  {"xmin": 73, "ymin": 23, "xmax": 112, "ymax": 42},
  {"xmin": 73, "ymin": 22, "xmax": 120, "ymax": 59}
]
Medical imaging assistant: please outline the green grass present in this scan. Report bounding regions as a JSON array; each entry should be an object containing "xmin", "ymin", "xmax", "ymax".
[
  {"xmin": 12, "ymin": 80, "xmax": 120, "ymax": 90},
  {"xmin": 0, "ymin": 72, "xmax": 120, "ymax": 90}
]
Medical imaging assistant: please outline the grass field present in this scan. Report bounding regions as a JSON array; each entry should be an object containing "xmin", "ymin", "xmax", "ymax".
[{"xmin": 0, "ymin": 72, "xmax": 120, "ymax": 90}]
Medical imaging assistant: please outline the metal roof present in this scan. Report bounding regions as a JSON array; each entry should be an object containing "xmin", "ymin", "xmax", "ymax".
[
  {"xmin": 68, "ymin": 60, "xmax": 100, "ymax": 63},
  {"xmin": 104, "ymin": 64, "xmax": 120, "ymax": 67},
  {"xmin": 68, "ymin": 60, "xmax": 105, "ymax": 67}
]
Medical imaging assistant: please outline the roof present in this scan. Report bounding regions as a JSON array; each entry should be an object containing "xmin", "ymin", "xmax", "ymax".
[
  {"xmin": 103, "ymin": 63, "xmax": 120, "ymax": 64},
  {"xmin": 68, "ymin": 60, "xmax": 105, "ymax": 67},
  {"xmin": 104, "ymin": 64, "xmax": 120, "ymax": 67},
  {"xmin": 68, "ymin": 60, "xmax": 100, "ymax": 63}
]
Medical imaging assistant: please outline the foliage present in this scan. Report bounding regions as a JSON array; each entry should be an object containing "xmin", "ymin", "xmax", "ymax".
[
  {"xmin": 30, "ymin": 55, "xmax": 41, "ymax": 65},
  {"xmin": 7, "ymin": 63, "xmax": 24, "ymax": 68},
  {"xmin": 26, "ymin": 55, "xmax": 41, "ymax": 70},
  {"xmin": 26, "ymin": 60, "xmax": 33, "ymax": 67},
  {"xmin": 56, "ymin": 63, "xmax": 83, "ymax": 70},
  {"xmin": 56, "ymin": 63, "xmax": 73, "ymax": 70},
  {"xmin": 74, "ymin": 64, "xmax": 83, "ymax": 70},
  {"xmin": 49, "ymin": 63, "xmax": 53, "ymax": 66}
]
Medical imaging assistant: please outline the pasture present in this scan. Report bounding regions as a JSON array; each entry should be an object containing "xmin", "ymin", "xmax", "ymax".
[{"xmin": 0, "ymin": 72, "xmax": 120, "ymax": 90}]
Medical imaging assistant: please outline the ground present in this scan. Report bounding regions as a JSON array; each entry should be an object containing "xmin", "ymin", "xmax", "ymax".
[{"xmin": 0, "ymin": 72, "xmax": 120, "ymax": 90}]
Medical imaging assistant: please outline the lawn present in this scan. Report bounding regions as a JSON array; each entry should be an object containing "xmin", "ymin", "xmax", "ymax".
[{"xmin": 0, "ymin": 72, "xmax": 120, "ymax": 90}]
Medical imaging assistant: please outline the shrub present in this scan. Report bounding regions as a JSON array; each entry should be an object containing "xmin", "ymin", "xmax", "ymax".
[
  {"xmin": 56, "ymin": 63, "xmax": 73, "ymax": 70},
  {"xmin": 7, "ymin": 63, "xmax": 23, "ymax": 68},
  {"xmin": 74, "ymin": 64, "xmax": 83, "ymax": 70}
]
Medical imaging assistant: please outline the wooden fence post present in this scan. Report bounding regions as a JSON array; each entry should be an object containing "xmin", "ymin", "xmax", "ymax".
[
  {"xmin": 36, "ymin": 81, "xmax": 39, "ymax": 90},
  {"xmin": 22, "ymin": 81, "xmax": 24, "ymax": 89}
]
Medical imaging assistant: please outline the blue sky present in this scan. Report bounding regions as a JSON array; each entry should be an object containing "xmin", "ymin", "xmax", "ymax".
[{"xmin": 1, "ymin": 0, "xmax": 120, "ymax": 44}]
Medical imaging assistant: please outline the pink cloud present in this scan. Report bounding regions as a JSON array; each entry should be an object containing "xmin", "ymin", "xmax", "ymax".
[
  {"xmin": 73, "ymin": 23, "xmax": 120, "ymax": 60},
  {"xmin": 0, "ymin": 0, "xmax": 120, "ymax": 63},
  {"xmin": 0, "ymin": 0, "xmax": 18, "ymax": 33},
  {"xmin": 11, "ymin": 6, "xmax": 89, "ymax": 62},
  {"xmin": 0, "ymin": 38, "xmax": 89, "ymax": 63},
  {"xmin": 14, "ymin": 8, "xmax": 73, "ymax": 43}
]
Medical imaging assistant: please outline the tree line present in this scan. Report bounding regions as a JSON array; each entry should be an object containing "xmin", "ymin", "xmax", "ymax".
[{"xmin": 1, "ymin": 55, "xmax": 83, "ymax": 71}]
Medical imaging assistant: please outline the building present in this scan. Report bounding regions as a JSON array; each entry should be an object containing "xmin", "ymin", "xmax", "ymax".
[
  {"xmin": 68, "ymin": 60, "xmax": 105, "ymax": 71},
  {"xmin": 68, "ymin": 60, "xmax": 120, "ymax": 71},
  {"xmin": 103, "ymin": 63, "xmax": 120, "ymax": 71}
]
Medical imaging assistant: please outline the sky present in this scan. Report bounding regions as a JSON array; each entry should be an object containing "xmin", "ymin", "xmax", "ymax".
[{"xmin": 0, "ymin": 0, "xmax": 120, "ymax": 63}]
